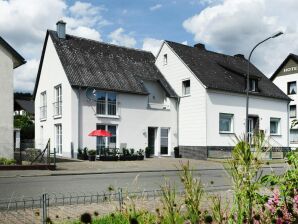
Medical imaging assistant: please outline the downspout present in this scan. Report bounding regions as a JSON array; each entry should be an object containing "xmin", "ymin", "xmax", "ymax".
[
  {"xmin": 177, "ymin": 97, "xmax": 180, "ymax": 147},
  {"xmin": 287, "ymin": 101, "xmax": 290, "ymax": 149},
  {"xmin": 78, "ymin": 87, "xmax": 81, "ymax": 150}
]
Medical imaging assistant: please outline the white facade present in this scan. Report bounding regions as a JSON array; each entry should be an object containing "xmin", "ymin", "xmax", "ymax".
[
  {"xmin": 0, "ymin": 40, "xmax": 25, "ymax": 159},
  {"xmin": 156, "ymin": 42, "xmax": 289, "ymax": 153},
  {"xmin": 35, "ymin": 36, "xmax": 178, "ymax": 158},
  {"xmin": 272, "ymin": 58, "xmax": 298, "ymax": 148}
]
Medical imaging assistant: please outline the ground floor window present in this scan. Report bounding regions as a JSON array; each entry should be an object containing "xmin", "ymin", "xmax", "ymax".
[
  {"xmin": 219, "ymin": 113, "xmax": 233, "ymax": 133},
  {"xmin": 160, "ymin": 128, "xmax": 169, "ymax": 155},
  {"xmin": 290, "ymin": 129, "xmax": 298, "ymax": 143},
  {"xmin": 55, "ymin": 124, "xmax": 62, "ymax": 154},
  {"xmin": 270, "ymin": 118, "xmax": 280, "ymax": 135},
  {"xmin": 96, "ymin": 124, "xmax": 117, "ymax": 154}
]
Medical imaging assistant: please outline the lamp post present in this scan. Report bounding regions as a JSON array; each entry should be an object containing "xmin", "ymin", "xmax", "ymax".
[{"xmin": 245, "ymin": 31, "xmax": 283, "ymax": 142}]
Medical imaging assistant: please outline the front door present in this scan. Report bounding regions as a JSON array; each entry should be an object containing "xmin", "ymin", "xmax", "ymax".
[
  {"xmin": 148, "ymin": 127, "xmax": 156, "ymax": 156},
  {"xmin": 248, "ymin": 118, "xmax": 254, "ymax": 145}
]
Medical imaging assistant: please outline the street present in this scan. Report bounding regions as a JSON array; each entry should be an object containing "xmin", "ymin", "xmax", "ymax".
[{"xmin": 0, "ymin": 166, "xmax": 286, "ymax": 201}]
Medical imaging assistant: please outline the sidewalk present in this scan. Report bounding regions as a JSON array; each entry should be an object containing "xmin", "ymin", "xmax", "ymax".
[{"xmin": 0, "ymin": 157, "xmax": 288, "ymax": 178}]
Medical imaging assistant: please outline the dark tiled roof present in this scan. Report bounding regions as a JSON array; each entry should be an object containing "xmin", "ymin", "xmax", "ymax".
[
  {"xmin": 42, "ymin": 30, "xmax": 177, "ymax": 98},
  {"xmin": 14, "ymin": 99, "xmax": 34, "ymax": 114},
  {"xmin": 0, "ymin": 36, "xmax": 26, "ymax": 68},
  {"xmin": 165, "ymin": 41, "xmax": 290, "ymax": 101},
  {"xmin": 270, "ymin": 53, "xmax": 298, "ymax": 81}
]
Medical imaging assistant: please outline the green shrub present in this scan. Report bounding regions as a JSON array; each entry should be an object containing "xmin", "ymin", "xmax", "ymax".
[
  {"xmin": 88, "ymin": 150, "xmax": 96, "ymax": 156},
  {"xmin": 0, "ymin": 157, "xmax": 16, "ymax": 165}
]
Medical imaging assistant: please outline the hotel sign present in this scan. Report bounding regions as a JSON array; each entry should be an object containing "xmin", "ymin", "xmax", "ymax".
[{"xmin": 283, "ymin": 66, "xmax": 298, "ymax": 73}]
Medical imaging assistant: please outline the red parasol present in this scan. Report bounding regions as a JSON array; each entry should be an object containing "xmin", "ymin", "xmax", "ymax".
[{"xmin": 88, "ymin": 129, "xmax": 112, "ymax": 137}]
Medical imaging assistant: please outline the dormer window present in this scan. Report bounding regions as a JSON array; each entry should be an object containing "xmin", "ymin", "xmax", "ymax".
[
  {"xmin": 163, "ymin": 54, "xmax": 168, "ymax": 65},
  {"xmin": 249, "ymin": 78, "xmax": 258, "ymax": 92}
]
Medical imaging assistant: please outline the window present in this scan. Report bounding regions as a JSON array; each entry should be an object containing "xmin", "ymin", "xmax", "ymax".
[
  {"xmin": 163, "ymin": 54, "xmax": 167, "ymax": 65},
  {"xmin": 54, "ymin": 85, "xmax": 62, "ymax": 116},
  {"xmin": 270, "ymin": 118, "xmax": 280, "ymax": 135},
  {"xmin": 40, "ymin": 91, "xmax": 47, "ymax": 120},
  {"xmin": 96, "ymin": 92, "xmax": 117, "ymax": 116},
  {"xmin": 182, "ymin": 79, "xmax": 190, "ymax": 96},
  {"xmin": 96, "ymin": 124, "xmax": 117, "ymax": 153},
  {"xmin": 55, "ymin": 124, "xmax": 62, "ymax": 154},
  {"xmin": 160, "ymin": 128, "xmax": 169, "ymax": 155},
  {"xmin": 288, "ymin": 81, "xmax": 297, "ymax": 95},
  {"xmin": 249, "ymin": 79, "xmax": 257, "ymax": 92},
  {"xmin": 219, "ymin": 113, "xmax": 234, "ymax": 133},
  {"xmin": 290, "ymin": 129, "xmax": 298, "ymax": 143},
  {"xmin": 290, "ymin": 105, "xmax": 296, "ymax": 118}
]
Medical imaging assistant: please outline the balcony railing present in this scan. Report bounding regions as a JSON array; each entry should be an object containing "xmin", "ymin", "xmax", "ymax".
[
  {"xmin": 53, "ymin": 101, "xmax": 62, "ymax": 117},
  {"xmin": 40, "ymin": 106, "xmax": 47, "ymax": 120}
]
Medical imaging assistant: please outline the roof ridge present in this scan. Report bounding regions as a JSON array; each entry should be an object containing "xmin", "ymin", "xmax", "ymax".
[
  {"xmin": 48, "ymin": 29, "xmax": 153, "ymax": 55},
  {"xmin": 165, "ymin": 40, "xmax": 247, "ymax": 60}
]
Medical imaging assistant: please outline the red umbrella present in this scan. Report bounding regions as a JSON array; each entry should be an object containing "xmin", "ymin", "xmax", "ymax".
[{"xmin": 88, "ymin": 129, "xmax": 112, "ymax": 137}]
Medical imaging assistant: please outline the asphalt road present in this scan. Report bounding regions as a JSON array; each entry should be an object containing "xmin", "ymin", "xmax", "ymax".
[{"xmin": 0, "ymin": 166, "xmax": 286, "ymax": 201}]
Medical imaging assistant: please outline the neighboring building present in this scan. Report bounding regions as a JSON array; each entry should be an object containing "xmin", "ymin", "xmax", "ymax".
[
  {"xmin": 14, "ymin": 99, "xmax": 35, "ymax": 118},
  {"xmin": 271, "ymin": 54, "xmax": 298, "ymax": 149},
  {"xmin": 33, "ymin": 22, "xmax": 178, "ymax": 158},
  {"xmin": 0, "ymin": 37, "xmax": 26, "ymax": 158},
  {"xmin": 155, "ymin": 41, "xmax": 290, "ymax": 159}
]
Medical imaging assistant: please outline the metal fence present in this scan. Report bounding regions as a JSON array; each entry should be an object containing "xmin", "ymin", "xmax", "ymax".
[{"xmin": 0, "ymin": 188, "xmax": 182, "ymax": 224}]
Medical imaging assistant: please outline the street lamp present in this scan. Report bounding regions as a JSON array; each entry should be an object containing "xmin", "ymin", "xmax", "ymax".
[{"xmin": 245, "ymin": 31, "xmax": 283, "ymax": 142}]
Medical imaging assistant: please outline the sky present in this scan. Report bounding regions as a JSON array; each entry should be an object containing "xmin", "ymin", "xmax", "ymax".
[{"xmin": 1, "ymin": 0, "xmax": 298, "ymax": 93}]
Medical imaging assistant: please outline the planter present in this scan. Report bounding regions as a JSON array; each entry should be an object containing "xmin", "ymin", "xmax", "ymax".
[
  {"xmin": 88, "ymin": 155, "xmax": 96, "ymax": 161},
  {"xmin": 174, "ymin": 147, "xmax": 180, "ymax": 158},
  {"xmin": 100, "ymin": 155, "xmax": 118, "ymax": 161},
  {"xmin": 137, "ymin": 155, "xmax": 144, "ymax": 160}
]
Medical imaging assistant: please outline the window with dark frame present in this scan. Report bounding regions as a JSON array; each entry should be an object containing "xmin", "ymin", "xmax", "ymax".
[
  {"xmin": 288, "ymin": 81, "xmax": 297, "ymax": 95},
  {"xmin": 182, "ymin": 79, "xmax": 190, "ymax": 96},
  {"xmin": 290, "ymin": 105, "xmax": 296, "ymax": 118},
  {"xmin": 249, "ymin": 79, "xmax": 258, "ymax": 92}
]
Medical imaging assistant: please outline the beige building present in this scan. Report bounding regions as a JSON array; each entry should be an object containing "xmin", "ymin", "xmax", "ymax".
[{"xmin": 0, "ymin": 37, "xmax": 25, "ymax": 158}]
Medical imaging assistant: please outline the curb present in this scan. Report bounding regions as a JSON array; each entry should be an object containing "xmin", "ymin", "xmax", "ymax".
[{"xmin": 0, "ymin": 165, "xmax": 287, "ymax": 178}]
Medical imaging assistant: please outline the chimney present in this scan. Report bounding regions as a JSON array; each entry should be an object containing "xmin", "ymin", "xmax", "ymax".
[
  {"xmin": 56, "ymin": 20, "xmax": 66, "ymax": 39},
  {"xmin": 234, "ymin": 54, "xmax": 245, "ymax": 59},
  {"xmin": 194, "ymin": 43, "xmax": 205, "ymax": 50}
]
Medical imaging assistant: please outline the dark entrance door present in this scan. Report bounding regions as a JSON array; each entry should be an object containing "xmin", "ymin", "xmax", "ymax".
[{"xmin": 148, "ymin": 127, "xmax": 156, "ymax": 156}]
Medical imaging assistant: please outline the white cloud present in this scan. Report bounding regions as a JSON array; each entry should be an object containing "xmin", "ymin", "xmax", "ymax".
[
  {"xmin": 14, "ymin": 59, "xmax": 39, "ymax": 92},
  {"xmin": 181, "ymin": 41, "xmax": 188, "ymax": 45},
  {"xmin": 150, "ymin": 4, "xmax": 162, "ymax": 11},
  {"xmin": 183, "ymin": 0, "xmax": 298, "ymax": 76},
  {"xmin": 0, "ymin": 0, "xmax": 108, "ymax": 92},
  {"xmin": 142, "ymin": 38, "xmax": 163, "ymax": 56},
  {"xmin": 109, "ymin": 28, "xmax": 136, "ymax": 48}
]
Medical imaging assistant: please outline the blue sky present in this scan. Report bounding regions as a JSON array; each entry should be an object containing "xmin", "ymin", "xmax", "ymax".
[
  {"xmin": 0, "ymin": 0, "xmax": 297, "ymax": 92},
  {"xmin": 66, "ymin": 0, "xmax": 205, "ymax": 47}
]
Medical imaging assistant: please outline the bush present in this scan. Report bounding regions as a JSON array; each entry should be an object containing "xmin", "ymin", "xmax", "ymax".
[
  {"xmin": 88, "ymin": 150, "xmax": 96, "ymax": 156},
  {"xmin": 0, "ymin": 157, "xmax": 16, "ymax": 165}
]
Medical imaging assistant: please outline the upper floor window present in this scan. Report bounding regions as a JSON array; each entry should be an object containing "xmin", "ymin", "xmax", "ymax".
[
  {"xmin": 290, "ymin": 105, "xmax": 296, "ymax": 118},
  {"xmin": 219, "ymin": 113, "xmax": 234, "ymax": 133},
  {"xmin": 40, "ymin": 91, "xmax": 47, "ymax": 120},
  {"xmin": 288, "ymin": 81, "xmax": 297, "ymax": 95},
  {"xmin": 182, "ymin": 79, "xmax": 190, "ymax": 96},
  {"xmin": 96, "ymin": 92, "xmax": 117, "ymax": 116},
  {"xmin": 270, "ymin": 118, "xmax": 281, "ymax": 135},
  {"xmin": 249, "ymin": 78, "xmax": 258, "ymax": 92},
  {"xmin": 54, "ymin": 85, "xmax": 62, "ymax": 116},
  {"xmin": 163, "ymin": 54, "xmax": 168, "ymax": 65}
]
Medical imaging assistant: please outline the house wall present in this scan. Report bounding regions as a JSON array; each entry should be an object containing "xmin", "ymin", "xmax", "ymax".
[
  {"xmin": 206, "ymin": 90, "xmax": 289, "ymax": 147},
  {"xmin": 273, "ymin": 60, "xmax": 298, "ymax": 148},
  {"xmin": 35, "ymin": 37, "xmax": 73, "ymax": 157},
  {"xmin": 0, "ymin": 45, "xmax": 14, "ymax": 158},
  {"xmin": 74, "ymin": 89, "xmax": 178, "ymax": 157},
  {"xmin": 155, "ymin": 43, "xmax": 207, "ymax": 148}
]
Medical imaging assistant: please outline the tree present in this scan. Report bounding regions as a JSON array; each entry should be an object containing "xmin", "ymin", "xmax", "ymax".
[{"xmin": 14, "ymin": 115, "xmax": 34, "ymax": 139}]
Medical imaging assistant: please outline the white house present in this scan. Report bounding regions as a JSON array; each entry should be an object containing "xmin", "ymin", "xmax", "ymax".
[
  {"xmin": 271, "ymin": 54, "xmax": 298, "ymax": 149},
  {"xmin": 155, "ymin": 41, "xmax": 290, "ymax": 159},
  {"xmin": 0, "ymin": 37, "xmax": 25, "ymax": 159},
  {"xmin": 33, "ymin": 22, "xmax": 178, "ymax": 158}
]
